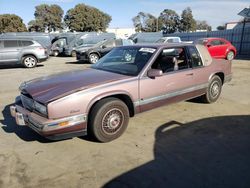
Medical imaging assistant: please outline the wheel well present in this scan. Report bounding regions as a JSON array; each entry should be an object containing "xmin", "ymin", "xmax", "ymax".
[
  {"xmin": 22, "ymin": 54, "xmax": 38, "ymax": 61},
  {"xmin": 88, "ymin": 94, "xmax": 135, "ymax": 118},
  {"xmin": 215, "ymin": 72, "xmax": 224, "ymax": 84},
  {"xmin": 89, "ymin": 52, "xmax": 100, "ymax": 58}
]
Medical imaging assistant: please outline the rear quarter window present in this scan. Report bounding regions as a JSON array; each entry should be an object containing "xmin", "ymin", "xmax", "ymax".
[
  {"xmin": 188, "ymin": 46, "xmax": 203, "ymax": 68},
  {"xmin": 21, "ymin": 41, "xmax": 34, "ymax": 46}
]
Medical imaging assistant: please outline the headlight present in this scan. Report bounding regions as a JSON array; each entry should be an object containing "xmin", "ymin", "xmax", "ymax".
[
  {"xmin": 19, "ymin": 82, "xmax": 27, "ymax": 91},
  {"xmin": 34, "ymin": 101, "xmax": 47, "ymax": 116}
]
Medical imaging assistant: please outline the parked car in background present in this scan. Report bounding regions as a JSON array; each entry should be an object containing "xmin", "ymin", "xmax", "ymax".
[
  {"xmin": 62, "ymin": 32, "xmax": 116, "ymax": 57},
  {"xmin": 156, "ymin": 37, "xmax": 182, "ymax": 43},
  {"xmin": 76, "ymin": 38, "xmax": 134, "ymax": 63},
  {"xmin": 0, "ymin": 39, "xmax": 48, "ymax": 68},
  {"xmin": 10, "ymin": 43, "xmax": 232, "ymax": 142},
  {"xmin": 0, "ymin": 32, "xmax": 53, "ymax": 55},
  {"xmin": 194, "ymin": 38, "xmax": 236, "ymax": 60},
  {"xmin": 156, "ymin": 36, "xmax": 193, "ymax": 44}
]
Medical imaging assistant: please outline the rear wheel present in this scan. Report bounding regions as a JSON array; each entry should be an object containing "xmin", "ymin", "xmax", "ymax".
[
  {"xmin": 200, "ymin": 75, "xmax": 222, "ymax": 103},
  {"xmin": 88, "ymin": 98, "xmax": 129, "ymax": 142},
  {"xmin": 89, "ymin": 53, "xmax": 99, "ymax": 64},
  {"xmin": 71, "ymin": 50, "xmax": 76, "ymax": 57},
  {"xmin": 22, "ymin": 55, "xmax": 37, "ymax": 68},
  {"xmin": 226, "ymin": 51, "xmax": 234, "ymax": 61}
]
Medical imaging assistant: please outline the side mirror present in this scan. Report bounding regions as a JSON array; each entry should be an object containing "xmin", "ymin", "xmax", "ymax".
[
  {"xmin": 147, "ymin": 69, "xmax": 163, "ymax": 78},
  {"xmin": 207, "ymin": 44, "xmax": 212, "ymax": 48},
  {"xmin": 101, "ymin": 45, "xmax": 107, "ymax": 49}
]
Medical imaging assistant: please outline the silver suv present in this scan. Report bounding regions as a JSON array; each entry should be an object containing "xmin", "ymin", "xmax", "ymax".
[{"xmin": 0, "ymin": 39, "xmax": 48, "ymax": 68}]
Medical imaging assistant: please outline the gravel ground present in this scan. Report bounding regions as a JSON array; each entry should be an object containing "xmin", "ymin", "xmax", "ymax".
[{"xmin": 0, "ymin": 57, "xmax": 250, "ymax": 188}]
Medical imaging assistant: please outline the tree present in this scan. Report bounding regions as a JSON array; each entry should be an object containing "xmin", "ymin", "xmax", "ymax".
[
  {"xmin": 64, "ymin": 4, "xmax": 111, "ymax": 32},
  {"xmin": 28, "ymin": 4, "xmax": 64, "ymax": 32},
  {"xmin": 179, "ymin": 7, "xmax": 196, "ymax": 32},
  {"xmin": 28, "ymin": 20, "xmax": 44, "ymax": 32},
  {"xmin": 159, "ymin": 9, "xmax": 180, "ymax": 34},
  {"xmin": 196, "ymin": 20, "xmax": 212, "ymax": 31},
  {"xmin": 217, "ymin": 25, "xmax": 226, "ymax": 30},
  {"xmin": 0, "ymin": 14, "xmax": 27, "ymax": 33},
  {"xmin": 132, "ymin": 12, "xmax": 157, "ymax": 32}
]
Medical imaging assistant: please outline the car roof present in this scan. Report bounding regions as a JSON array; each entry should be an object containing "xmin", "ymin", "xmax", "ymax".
[{"xmin": 130, "ymin": 42, "xmax": 194, "ymax": 48}]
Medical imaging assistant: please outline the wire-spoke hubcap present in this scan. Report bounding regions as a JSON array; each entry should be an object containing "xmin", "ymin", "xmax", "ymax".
[
  {"xmin": 211, "ymin": 82, "xmax": 220, "ymax": 98},
  {"xmin": 102, "ymin": 108, "xmax": 124, "ymax": 135},
  {"xmin": 24, "ymin": 57, "xmax": 36, "ymax": 67},
  {"xmin": 90, "ymin": 55, "xmax": 99, "ymax": 63}
]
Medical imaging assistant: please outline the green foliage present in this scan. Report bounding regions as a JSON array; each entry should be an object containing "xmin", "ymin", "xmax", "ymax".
[
  {"xmin": 132, "ymin": 12, "xmax": 157, "ymax": 32},
  {"xmin": 179, "ymin": 7, "xmax": 196, "ymax": 32},
  {"xmin": 196, "ymin": 20, "xmax": 212, "ymax": 31},
  {"xmin": 159, "ymin": 9, "xmax": 180, "ymax": 34},
  {"xmin": 64, "ymin": 4, "xmax": 112, "ymax": 32},
  {"xmin": 0, "ymin": 14, "xmax": 27, "ymax": 33},
  {"xmin": 29, "ymin": 4, "xmax": 64, "ymax": 32},
  {"xmin": 217, "ymin": 25, "xmax": 226, "ymax": 30}
]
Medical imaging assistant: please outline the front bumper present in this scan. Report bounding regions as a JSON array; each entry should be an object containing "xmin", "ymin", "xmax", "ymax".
[
  {"xmin": 76, "ymin": 52, "xmax": 88, "ymax": 61},
  {"xmin": 10, "ymin": 104, "xmax": 87, "ymax": 140}
]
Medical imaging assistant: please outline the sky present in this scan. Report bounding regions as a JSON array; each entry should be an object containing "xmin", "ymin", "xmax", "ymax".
[{"xmin": 0, "ymin": 0, "xmax": 249, "ymax": 30}]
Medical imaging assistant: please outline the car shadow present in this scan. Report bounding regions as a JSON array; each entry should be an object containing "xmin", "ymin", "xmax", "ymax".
[
  {"xmin": 65, "ymin": 60, "xmax": 90, "ymax": 65},
  {"xmin": 103, "ymin": 115, "xmax": 250, "ymax": 188},
  {"xmin": 0, "ymin": 64, "xmax": 44, "ymax": 69},
  {"xmin": 0, "ymin": 104, "xmax": 57, "ymax": 143}
]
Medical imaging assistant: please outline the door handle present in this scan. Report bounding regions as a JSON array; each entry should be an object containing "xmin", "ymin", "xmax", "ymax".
[{"xmin": 186, "ymin": 73, "xmax": 194, "ymax": 76}]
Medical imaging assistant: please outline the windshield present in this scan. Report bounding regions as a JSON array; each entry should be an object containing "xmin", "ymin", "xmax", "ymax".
[
  {"xmin": 155, "ymin": 38, "xmax": 165, "ymax": 43},
  {"xmin": 91, "ymin": 46, "xmax": 156, "ymax": 76}
]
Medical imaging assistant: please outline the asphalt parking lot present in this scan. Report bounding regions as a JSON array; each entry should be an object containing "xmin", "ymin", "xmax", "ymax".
[{"xmin": 0, "ymin": 57, "xmax": 250, "ymax": 188}]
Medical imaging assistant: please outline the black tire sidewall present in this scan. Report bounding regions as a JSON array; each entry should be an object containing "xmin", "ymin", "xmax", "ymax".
[{"xmin": 89, "ymin": 98, "xmax": 129, "ymax": 142}]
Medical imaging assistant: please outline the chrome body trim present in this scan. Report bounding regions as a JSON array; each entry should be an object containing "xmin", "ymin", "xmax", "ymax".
[{"xmin": 134, "ymin": 83, "xmax": 208, "ymax": 107}]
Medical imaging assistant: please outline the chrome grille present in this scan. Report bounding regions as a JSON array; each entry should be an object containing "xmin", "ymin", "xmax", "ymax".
[{"xmin": 21, "ymin": 94, "xmax": 34, "ymax": 111}]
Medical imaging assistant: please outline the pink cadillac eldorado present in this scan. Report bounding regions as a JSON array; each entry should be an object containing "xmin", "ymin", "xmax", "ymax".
[{"xmin": 10, "ymin": 43, "xmax": 232, "ymax": 142}]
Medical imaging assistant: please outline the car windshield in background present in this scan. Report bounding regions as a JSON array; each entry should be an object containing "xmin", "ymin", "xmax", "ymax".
[
  {"xmin": 196, "ymin": 39, "xmax": 207, "ymax": 45},
  {"xmin": 155, "ymin": 38, "xmax": 165, "ymax": 43},
  {"xmin": 92, "ymin": 46, "xmax": 156, "ymax": 76}
]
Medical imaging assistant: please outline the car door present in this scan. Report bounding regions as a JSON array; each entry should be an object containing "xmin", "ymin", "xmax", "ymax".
[
  {"xmin": 139, "ymin": 47, "xmax": 196, "ymax": 112},
  {"xmin": 99, "ymin": 39, "xmax": 116, "ymax": 56},
  {"xmin": 2, "ymin": 40, "xmax": 20, "ymax": 63},
  {"xmin": 186, "ymin": 46, "xmax": 210, "ymax": 87}
]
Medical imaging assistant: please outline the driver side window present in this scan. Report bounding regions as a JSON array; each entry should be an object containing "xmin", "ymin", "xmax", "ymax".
[{"xmin": 151, "ymin": 47, "xmax": 189, "ymax": 73}]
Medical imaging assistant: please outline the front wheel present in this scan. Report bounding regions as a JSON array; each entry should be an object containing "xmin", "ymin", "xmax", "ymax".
[
  {"xmin": 200, "ymin": 75, "xmax": 222, "ymax": 103},
  {"xmin": 89, "ymin": 53, "xmax": 99, "ymax": 64},
  {"xmin": 53, "ymin": 50, "xmax": 59, "ymax": 56},
  {"xmin": 22, "ymin": 55, "xmax": 37, "ymax": 68},
  {"xmin": 226, "ymin": 51, "xmax": 234, "ymax": 61},
  {"xmin": 88, "ymin": 98, "xmax": 129, "ymax": 142}
]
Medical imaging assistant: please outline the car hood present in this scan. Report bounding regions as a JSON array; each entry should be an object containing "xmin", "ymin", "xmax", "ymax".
[{"xmin": 21, "ymin": 68, "xmax": 129, "ymax": 104}]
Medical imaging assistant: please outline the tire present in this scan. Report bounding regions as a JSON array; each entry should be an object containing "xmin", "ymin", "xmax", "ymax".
[
  {"xmin": 89, "ymin": 53, "xmax": 99, "ymax": 64},
  {"xmin": 88, "ymin": 98, "xmax": 129, "ymax": 142},
  {"xmin": 226, "ymin": 51, "xmax": 234, "ymax": 61},
  {"xmin": 53, "ymin": 50, "xmax": 59, "ymax": 56},
  {"xmin": 71, "ymin": 50, "xmax": 76, "ymax": 57},
  {"xmin": 200, "ymin": 75, "xmax": 222, "ymax": 103},
  {"xmin": 22, "ymin": 55, "xmax": 37, "ymax": 68}
]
